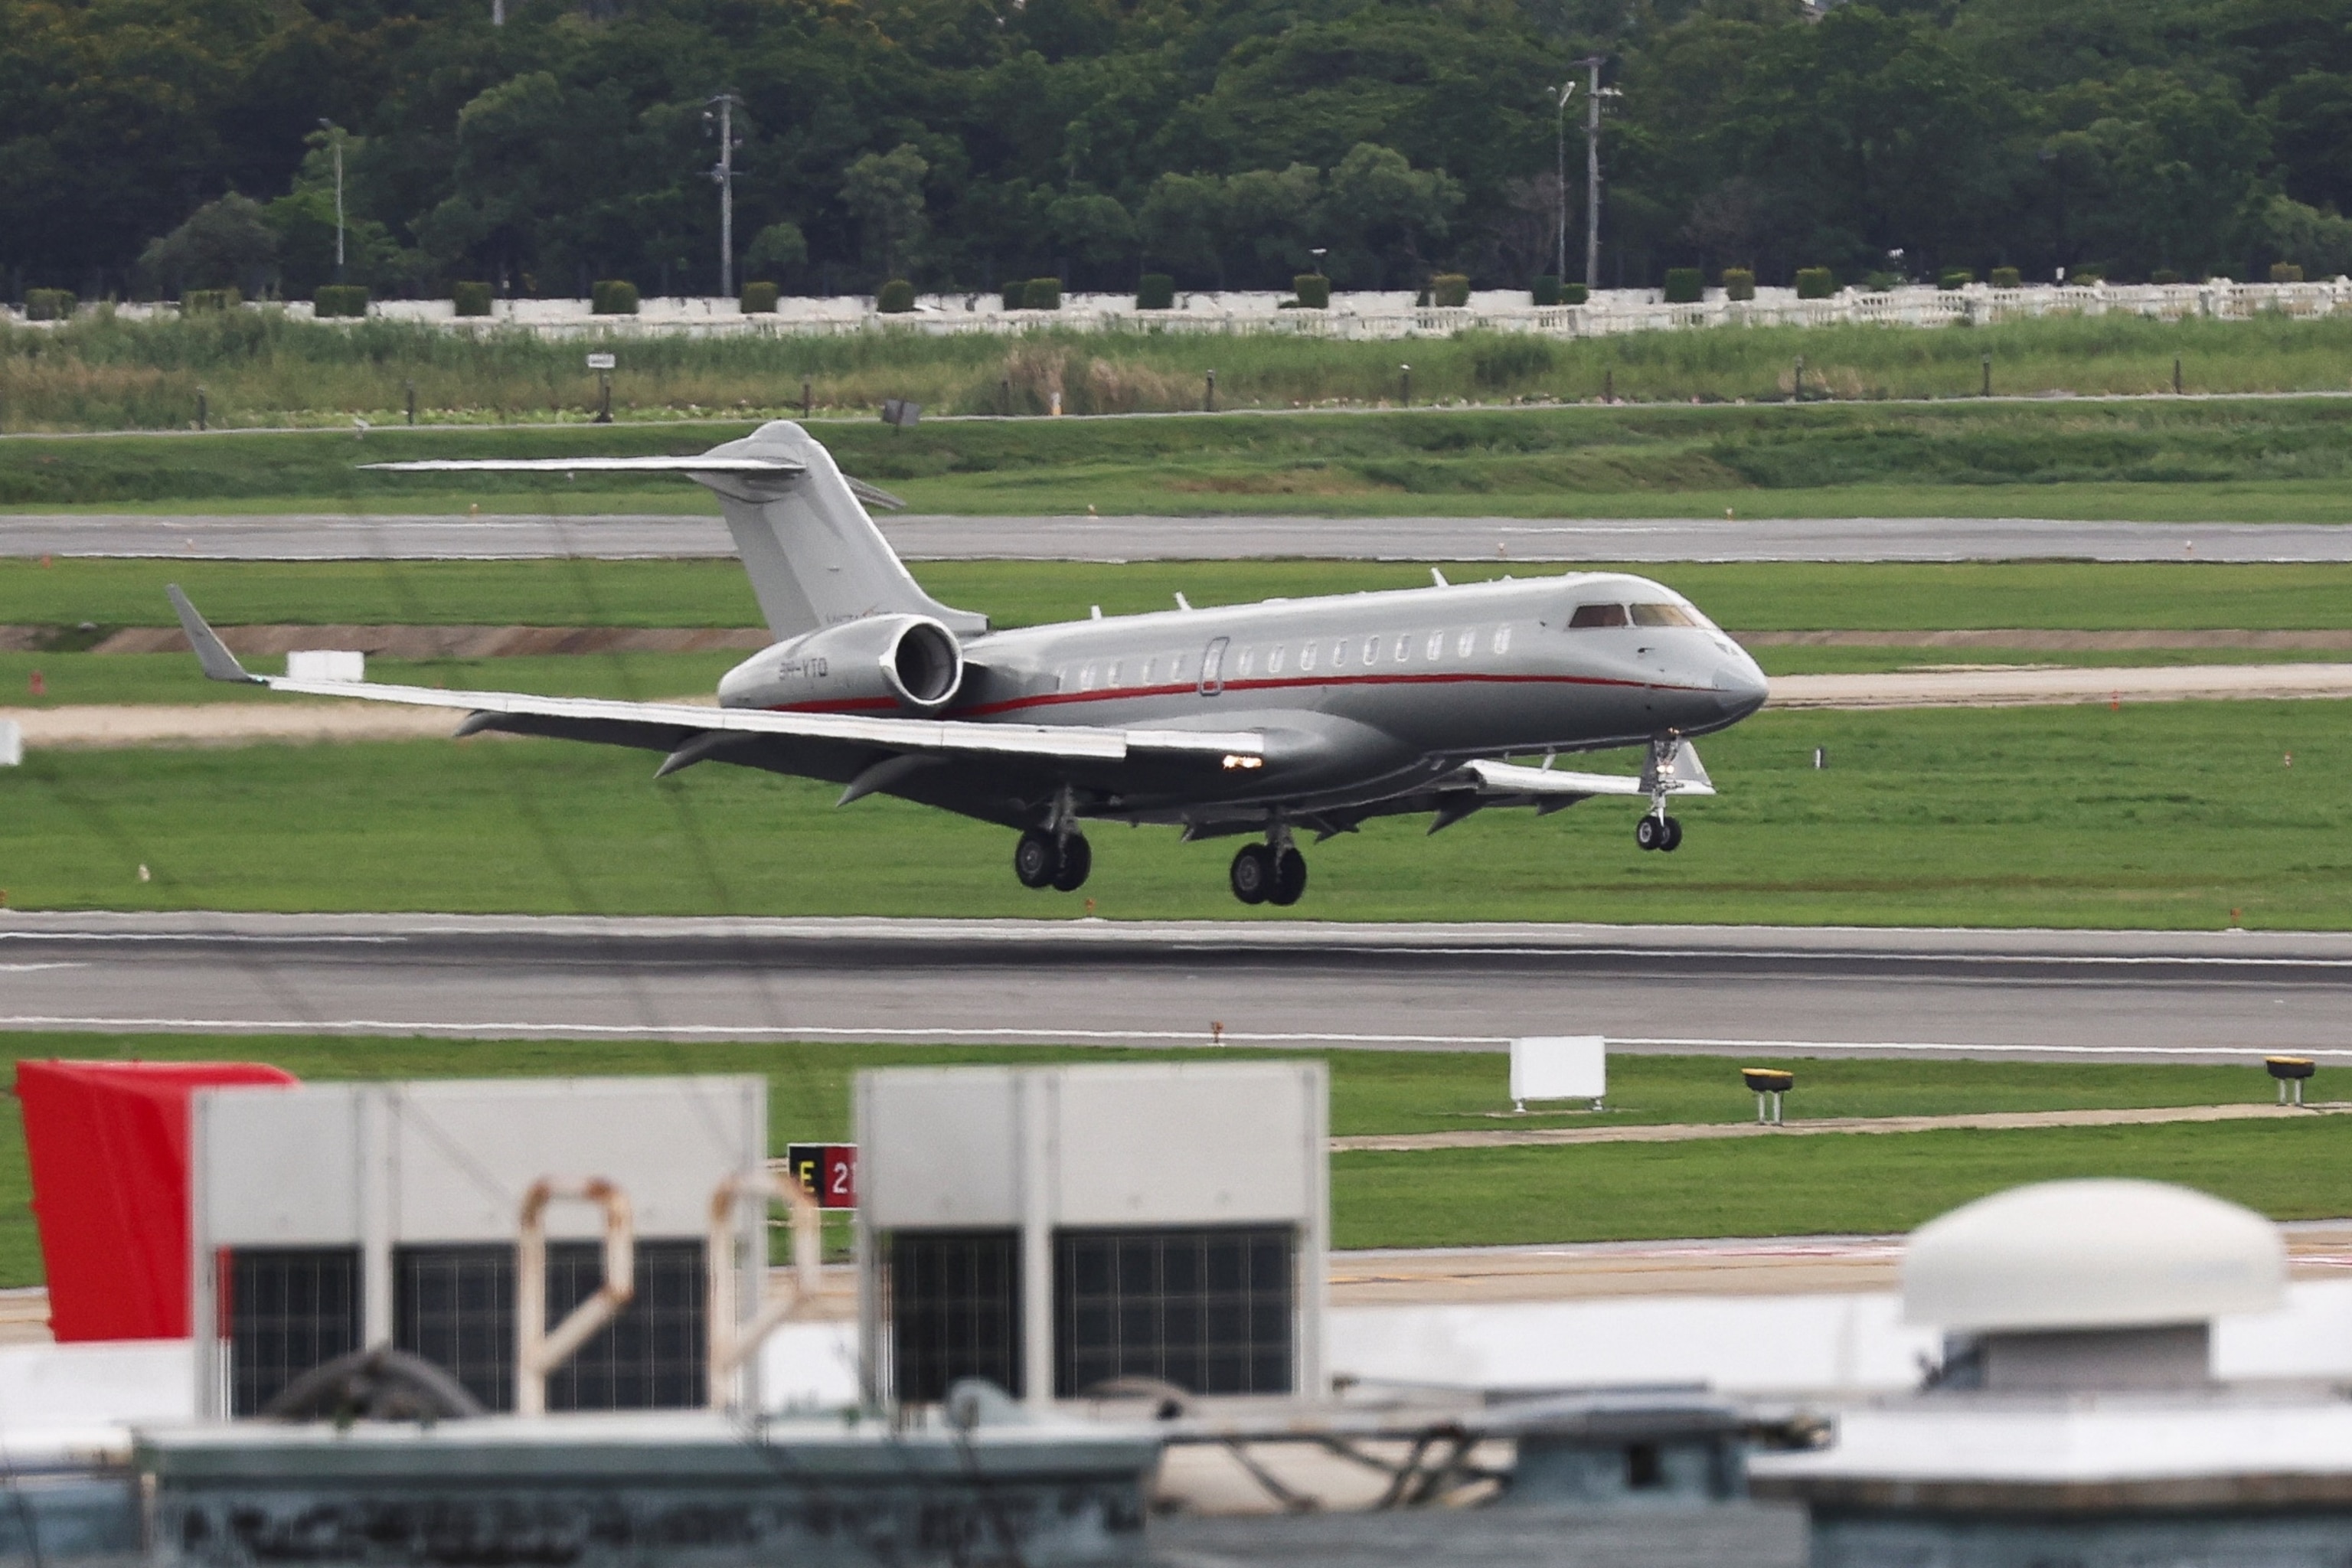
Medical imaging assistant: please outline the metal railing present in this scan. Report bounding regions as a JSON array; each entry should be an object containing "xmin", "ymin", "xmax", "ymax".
[
  {"xmin": 707, "ymin": 1168, "xmax": 825, "ymax": 1410},
  {"xmin": 515, "ymin": 1176, "xmax": 635, "ymax": 1418}
]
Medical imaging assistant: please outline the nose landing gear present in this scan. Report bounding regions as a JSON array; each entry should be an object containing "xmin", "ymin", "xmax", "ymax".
[
  {"xmin": 1230, "ymin": 831, "xmax": 1308, "ymax": 906},
  {"xmin": 1635, "ymin": 813, "xmax": 1683, "ymax": 853}
]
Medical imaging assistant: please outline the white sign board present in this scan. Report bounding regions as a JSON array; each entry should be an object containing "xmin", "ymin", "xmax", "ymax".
[
  {"xmin": 286, "ymin": 649, "xmax": 364, "ymax": 682},
  {"xmin": 1511, "ymin": 1035, "xmax": 1606, "ymax": 1107},
  {"xmin": 0, "ymin": 719, "xmax": 19, "ymax": 767},
  {"xmin": 585, "ymin": 352, "xmax": 616, "ymax": 370}
]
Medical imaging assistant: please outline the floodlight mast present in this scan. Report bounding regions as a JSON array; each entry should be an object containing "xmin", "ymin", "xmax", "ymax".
[
  {"xmin": 1577, "ymin": 56, "xmax": 1617, "ymax": 292},
  {"xmin": 706, "ymin": 93, "xmax": 743, "ymax": 299},
  {"xmin": 317, "ymin": 119, "xmax": 345, "ymax": 283}
]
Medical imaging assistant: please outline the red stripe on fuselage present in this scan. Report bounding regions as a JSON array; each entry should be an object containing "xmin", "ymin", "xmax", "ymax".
[{"xmin": 760, "ymin": 668, "xmax": 1700, "ymax": 719}]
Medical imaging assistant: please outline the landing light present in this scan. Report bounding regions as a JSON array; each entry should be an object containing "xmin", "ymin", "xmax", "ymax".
[{"xmin": 1221, "ymin": 754, "xmax": 1263, "ymax": 770}]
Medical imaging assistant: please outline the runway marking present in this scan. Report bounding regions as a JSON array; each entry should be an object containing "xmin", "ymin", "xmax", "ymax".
[
  {"xmin": 0, "ymin": 933, "xmax": 399, "ymax": 946},
  {"xmin": 0, "ymin": 1015, "xmax": 2344, "ymax": 1060},
  {"xmin": 0, "ymin": 964, "xmax": 83, "ymax": 973}
]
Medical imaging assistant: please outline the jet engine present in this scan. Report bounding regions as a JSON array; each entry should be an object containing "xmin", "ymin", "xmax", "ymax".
[{"xmin": 735, "ymin": 614, "xmax": 967, "ymax": 714}]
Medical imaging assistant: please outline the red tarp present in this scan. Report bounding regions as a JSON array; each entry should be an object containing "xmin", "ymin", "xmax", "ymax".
[{"xmin": 16, "ymin": 1060, "xmax": 297, "ymax": 1341}]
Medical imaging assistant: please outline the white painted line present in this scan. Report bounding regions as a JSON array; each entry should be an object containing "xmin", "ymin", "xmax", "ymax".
[
  {"xmin": 0, "ymin": 964, "xmax": 83, "ymax": 973},
  {"xmin": 0, "ymin": 1016, "xmax": 2337, "ymax": 1060}
]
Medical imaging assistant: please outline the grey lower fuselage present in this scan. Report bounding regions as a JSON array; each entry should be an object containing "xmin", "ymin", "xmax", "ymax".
[{"xmin": 716, "ymin": 570, "xmax": 1768, "ymax": 829}]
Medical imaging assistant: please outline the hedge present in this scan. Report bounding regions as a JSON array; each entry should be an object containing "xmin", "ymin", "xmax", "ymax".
[
  {"xmin": 1137, "ymin": 273, "xmax": 1175, "ymax": 310},
  {"xmin": 24, "ymin": 289, "xmax": 75, "ymax": 321},
  {"xmin": 1562, "ymin": 283, "xmax": 1589, "ymax": 305},
  {"xmin": 1937, "ymin": 268, "xmax": 1972, "ymax": 291},
  {"xmin": 181, "ymin": 289, "xmax": 241, "ymax": 312},
  {"xmin": 1720, "ymin": 268, "xmax": 1755, "ymax": 302},
  {"xmin": 1531, "ymin": 275, "xmax": 1561, "ymax": 307},
  {"xmin": 1293, "ymin": 273, "xmax": 1331, "ymax": 309},
  {"xmin": 1025, "ymin": 277, "xmax": 1062, "ymax": 311},
  {"xmin": 313, "ymin": 284, "xmax": 369, "ymax": 318},
  {"xmin": 740, "ymin": 282, "xmax": 779, "ymax": 314},
  {"xmin": 590, "ymin": 279, "xmax": 639, "ymax": 315},
  {"xmin": 1429, "ymin": 273, "xmax": 1470, "ymax": 308},
  {"xmin": 876, "ymin": 279, "xmax": 916, "ymax": 313},
  {"xmin": 2151, "ymin": 269, "xmax": 2184, "ymax": 286},
  {"xmin": 1989, "ymin": 266, "xmax": 2022, "ymax": 289},
  {"xmin": 1794, "ymin": 267, "xmax": 1836, "ymax": 300},
  {"xmin": 452, "ymin": 282, "xmax": 493, "ymax": 317},
  {"xmin": 1662, "ymin": 267, "xmax": 1704, "ymax": 304},
  {"xmin": 2272, "ymin": 262, "xmax": 2305, "ymax": 283}
]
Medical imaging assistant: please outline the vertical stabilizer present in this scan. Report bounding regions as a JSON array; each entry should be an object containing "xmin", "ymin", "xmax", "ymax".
[{"xmin": 694, "ymin": 421, "xmax": 985, "ymax": 641}]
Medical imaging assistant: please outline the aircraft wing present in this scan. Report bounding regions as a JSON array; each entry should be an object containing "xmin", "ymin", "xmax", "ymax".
[
  {"xmin": 165, "ymin": 587, "xmax": 1258, "ymax": 769},
  {"xmin": 1462, "ymin": 750, "xmax": 1716, "ymax": 802}
]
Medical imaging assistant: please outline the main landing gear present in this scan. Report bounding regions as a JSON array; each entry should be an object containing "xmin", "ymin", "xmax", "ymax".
[
  {"xmin": 1230, "ymin": 832, "xmax": 1308, "ymax": 906},
  {"xmin": 1014, "ymin": 827, "xmax": 1091, "ymax": 891},
  {"xmin": 1635, "ymin": 813, "xmax": 1684, "ymax": 853}
]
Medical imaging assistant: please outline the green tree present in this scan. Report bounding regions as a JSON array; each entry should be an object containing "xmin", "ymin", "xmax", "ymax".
[
  {"xmin": 1320, "ymin": 143, "xmax": 1462, "ymax": 288},
  {"xmin": 841, "ymin": 144, "xmax": 929, "ymax": 280},
  {"xmin": 136, "ymin": 194, "xmax": 279, "ymax": 298}
]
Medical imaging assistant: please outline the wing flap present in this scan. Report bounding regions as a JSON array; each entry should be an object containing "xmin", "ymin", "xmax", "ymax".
[
  {"xmin": 359, "ymin": 456, "xmax": 805, "ymax": 475},
  {"xmin": 1464, "ymin": 756, "xmax": 1717, "ymax": 799}
]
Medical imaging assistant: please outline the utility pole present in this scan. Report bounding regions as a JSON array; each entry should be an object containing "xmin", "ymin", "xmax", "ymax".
[
  {"xmin": 705, "ymin": 93, "xmax": 743, "ymax": 299},
  {"xmin": 317, "ymin": 119, "xmax": 345, "ymax": 283},
  {"xmin": 1577, "ymin": 55, "xmax": 1617, "ymax": 292},
  {"xmin": 1550, "ymin": 78, "xmax": 1577, "ymax": 282}
]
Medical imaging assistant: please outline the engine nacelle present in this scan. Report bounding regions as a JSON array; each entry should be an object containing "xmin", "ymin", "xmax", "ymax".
[{"xmin": 720, "ymin": 614, "xmax": 966, "ymax": 714}]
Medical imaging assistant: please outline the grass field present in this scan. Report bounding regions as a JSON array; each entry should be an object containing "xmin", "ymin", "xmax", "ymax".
[
  {"xmin": 15, "ymin": 311, "xmax": 2352, "ymax": 433},
  {"xmin": 3, "ymin": 699, "xmax": 2342, "ymax": 927},
  {"xmin": 10, "ymin": 558, "xmax": 2352, "ymax": 637},
  {"xmin": 0, "ymin": 1033, "xmax": 2321, "ymax": 1285},
  {"xmin": 15, "ymin": 397, "xmax": 2352, "ymax": 523}
]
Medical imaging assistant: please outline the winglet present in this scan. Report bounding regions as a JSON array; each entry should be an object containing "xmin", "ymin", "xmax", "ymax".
[{"xmin": 165, "ymin": 586, "xmax": 261, "ymax": 684}]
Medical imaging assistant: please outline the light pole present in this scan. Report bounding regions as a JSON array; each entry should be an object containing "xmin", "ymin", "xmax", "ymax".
[
  {"xmin": 317, "ymin": 119, "xmax": 345, "ymax": 283},
  {"xmin": 704, "ymin": 93, "xmax": 743, "ymax": 299},
  {"xmin": 1576, "ymin": 56, "xmax": 1618, "ymax": 292},
  {"xmin": 1549, "ymin": 78, "xmax": 1577, "ymax": 282}
]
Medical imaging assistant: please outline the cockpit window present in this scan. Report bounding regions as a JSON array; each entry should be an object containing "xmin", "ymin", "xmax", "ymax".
[
  {"xmin": 1629, "ymin": 603, "xmax": 1703, "ymax": 628},
  {"xmin": 1569, "ymin": 603, "xmax": 1630, "ymax": 628}
]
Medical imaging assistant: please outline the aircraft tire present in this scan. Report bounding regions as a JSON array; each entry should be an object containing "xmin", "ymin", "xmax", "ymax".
[
  {"xmin": 1634, "ymin": 816, "xmax": 1664, "ymax": 852},
  {"xmin": 1268, "ymin": 847, "xmax": 1308, "ymax": 906},
  {"xmin": 1051, "ymin": 834, "xmax": 1093, "ymax": 891},
  {"xmin": 1014, "ymin": 829, "xmax": 1058, "ymax": 888},
  {"xmin": 1660, "ymin": 816, "xmax": 1684, "ymax": 852},
  {"xmin": 1229, "ymin": 843, "xmax": 1272, "ymax": 905}
]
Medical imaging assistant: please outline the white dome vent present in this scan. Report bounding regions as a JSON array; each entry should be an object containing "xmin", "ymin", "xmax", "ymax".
[{"xmin": 1905, "ymin": 1179, "xmax": 2285, "ymax": 1334}]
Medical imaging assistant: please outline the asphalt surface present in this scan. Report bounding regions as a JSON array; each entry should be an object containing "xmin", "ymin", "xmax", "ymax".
[
  {"xmin": 5, "ymin": 914, "xmax": 2347, "ymax": 1063},
  {"xmin": 7, "ymin": 511, "xmax": 2352, "ymax": 562}
]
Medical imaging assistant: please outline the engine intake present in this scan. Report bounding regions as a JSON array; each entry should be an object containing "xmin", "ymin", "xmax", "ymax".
[{"xmin": 720, "ymin": 614, "xmax": 966, "ymax": 714}]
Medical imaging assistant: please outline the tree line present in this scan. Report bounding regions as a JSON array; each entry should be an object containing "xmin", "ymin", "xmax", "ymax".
[{"xmin": 9, "ymin": 0, "xmax": 2352, "ymax": 303}]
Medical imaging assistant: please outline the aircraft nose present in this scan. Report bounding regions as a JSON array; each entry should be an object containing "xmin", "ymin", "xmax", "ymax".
[{"xmin": 1711, "ymin": 651, "xmax": 1769, "ymax": 717}]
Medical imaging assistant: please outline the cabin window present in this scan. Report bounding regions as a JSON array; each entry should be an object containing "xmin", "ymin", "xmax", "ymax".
[
  {"xmin": 1170, "ymin": 654, "xmax": 1186, "ymax": 681},
  {"xmin": 1396, "ymin": 635, "xmax": 1413, "ymax": 662},
  {"xmin": 1108, "ymin": 662, "xmax": 1122, "ymax": 687},
  {"xmin": 1053, "ymin": 668, "xmax": 1067, "ymax": 691},
  {"xmin": 1238, "ymin": 648, "xmax": 1256, "ymax": 676},
  {"xmin": 1425, "ymin": 632, "xmax": 1444, "ymax": 660},
  {"xmin": 1142, "ymin": 657, "xmax": 1158, "ymax": 683},
  {"xmin": 1298, "ymin": 642, "xmax": 1317, "ymax": 671},
  {"xmin": 1456, "ymin": 630, "xmax": 1476, "ymax": 658},
  {"xmin": 1570, "ymin": 603, "xmax": 1630, "ymax": 629},
  {"xmin": 1268, "ymin": 646, "xmax": 1286, "ymax": 674},
  {"xmin": 1331, "ymin": 640, "xmax": 1347, "ymax": 668},
  {"xmin": 1080, "ymin": 663, "xmax": 1098, "ymax": 691},
  {"xmin": 1630, "ymin": 603, "xmax": 1703, "ymax": 628},
  {"xmin": 1363, "ymin": 637, "xmax": 1380, "ymax": 665},
  {"xmin": 1492, "ymin": 627, "xmax": 1511, "ymax": 655}
]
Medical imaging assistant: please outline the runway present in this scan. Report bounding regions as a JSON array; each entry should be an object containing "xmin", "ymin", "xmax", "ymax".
[
  {"xmin": 6, "ymin": 511, "xmax": 2351, "ymax": 562},
  {"xmin": 5, "ymin": 913, "xmax": 2348, "ymax": 1063}
]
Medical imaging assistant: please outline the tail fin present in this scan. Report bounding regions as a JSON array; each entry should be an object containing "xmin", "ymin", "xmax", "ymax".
[{"xmin": 695, "ymin": 421, "xmax": 984, "ymax": 641}]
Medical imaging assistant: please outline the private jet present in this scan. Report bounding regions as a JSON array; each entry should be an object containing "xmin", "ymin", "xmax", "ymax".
[{"xmin": 167, "ymin": 420, "xmax": 1769, "ymax": 906}]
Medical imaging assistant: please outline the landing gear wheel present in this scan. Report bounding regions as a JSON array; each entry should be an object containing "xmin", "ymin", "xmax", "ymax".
[
  {"xmin": 1267, "ymin": 846, "xmax": 1308, "ymax": 906},
  {"xmin": 1658, "ymin": 816, "xmax": 1684, "ymax": 853},
  {"xmin": 1050, "ymin": 834, "xmax": 1093, "ymax": 891},
  {"xmin": 1635, "ymin": 815, "xmax": 1667, "ymax": 852},
  {"xmin": 1230, "ymin": 843, "xmax": 1273, "ymax": 905},
  {"xmin": 1014, "ymin": 829, "xmax": 1057, "ymax": 889}
]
